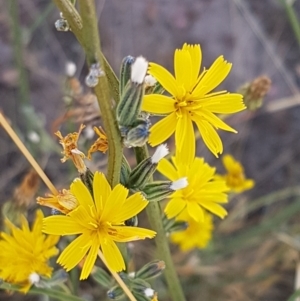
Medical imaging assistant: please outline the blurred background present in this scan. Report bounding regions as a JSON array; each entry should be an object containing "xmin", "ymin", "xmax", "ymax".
[{"xmin": 1, "ymin": 0, "xmax": 300, "ymax": 300}]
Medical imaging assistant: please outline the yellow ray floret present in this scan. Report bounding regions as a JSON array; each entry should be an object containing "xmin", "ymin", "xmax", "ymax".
[
  {"xmin": 42, "ymin": 172, "xmax": 156, "ymax": 280},
  {"xmin": 157, "ymin": 155, "xmax": 229, "ymax": 222},
  {"xmin": 142, "ymin": 43, "xmax": 246, "ymax": 161},
  {"xmin": 0, "ymin": 210, "xmax": 59, "ymax": 293},
  {"xmin": 216, "ymin": 154, "xmax": 255, "ymax": 193},
  {"xmin": 171, "ymin": 210, "xmax": 213, "ymax": 251}
]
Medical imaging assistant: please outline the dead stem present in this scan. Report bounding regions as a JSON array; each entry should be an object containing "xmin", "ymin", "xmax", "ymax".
[{"xmin": 0, "ymin": 112, "xmax": 58, "ymax": 195}]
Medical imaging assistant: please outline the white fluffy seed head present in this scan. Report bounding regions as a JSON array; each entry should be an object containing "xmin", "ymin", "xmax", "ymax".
[
  {"xmin": 128, "ymin": 272, "xmax": 135, "ymax": 278},
  {"xmin": 144, "ymin": 74, "xmax": 157, "ymax": 87},
  {"xmin": 65, "ymin": 61, "xmax": 77, "ymax": 77},
  {"xmin": 151, "ymin": 144, "xmax": 169, "ymax": 163},
  {"xmin": 170, "ymin": 177, "xmax": 188, "ymax": 191},
  {"xmin": 28, "ymin": 131, "xmax": 40, "ymax": 143},
  {"xmin": 131, "ymin": 56, "xmax": 148, "ymax": 84},
  {"xmin": 144, "ymin": 288, "xmax": 155, "ymax": 298},
  {"xmin": 29, "ymin": 272, "xmax": 40, "ymax": 285}
]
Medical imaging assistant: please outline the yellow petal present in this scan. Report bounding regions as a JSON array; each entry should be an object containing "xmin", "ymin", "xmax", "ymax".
[
  {"xmin": 175, "ymin": 112, "xmax": 188, "ymax": 151},
  {"xmin": 108, "ymin": 226, "xmax": 156, "ymax": 242},
  {"xmin": 80, "ymin": 241, "xmax": 99, "ymax": 280},
  {"xmin": 199, "ymin": 93, "xmax": 245, "ymax": 113},
  {"xmin": 222, "ymin": 154, "xmax": 239, "ymax": 172},
  {"xmin": 164, "ymin": 197, "xmax": 186, "ymax": 219},
  {"xmin": 148, "ymin": 113, "xmax": 177, "ymax": 146},
  {"xmin": 100, "ymin": 238, "xmax": 125, "ymax": 272},
  {"xmin": 148, "ymin": 62, "xmax": 179, "ymax": 96},
  {"xmin": 111, "ymin": 192, "xmax": 148, "ymax": 223},
  {"xmin": 157, "ymin": 158, "xmax": 178, "ymax": 181},
  {"xmin": 188, "ymin": 158, "xmax": 214, "ymax": 187},
  {"xmin": 183, "ymin": 44, "xmax": 202, "ymax": 89},
  {"xmin": 186, "ymin": 202, "xmax": 204, "ymax": 222},
  {"xmin": 200, "ymin": 201, "xmax": 228, "ymax": 219},
  {"xmin": 68, "ymin": 206, "xmax": 97, "ymax": 231},
  {"xmin": 70, "ymin": 178, "xmax": 95, "ymax": 212},
  {"xmin": 175, "ymin": 116, "xmax": 195, "ymax": 166},
  {"xmin": 174, "ymin": 48, "xmax": 192, "ymax": 90},
  {"xmin": 43, "ymin": 215, "xmax": 83, "ymax": 235},
  {"xmin": 93, "ymin": 172, "xmax": 111, "ymax": 214},
  {"xmin": 58, "ymin": 233, "xmax": 92, "ymax": 271},
  {"xmin": 195, "ymin": 110, "xmax": 237, "ymax": 133},
  {"xmin": 142, "ymin": 94, "xmax": 176, "ymax": 115},
  {"xmin": 32, "ymin": 210, "xmax": 44, "ymax": 234},
  {"xmin": 100, "ymin": 184, "xmax": 128, "ymax": 222},
  {"xmin": 193, "ymin": 56, "xmax": 232, "ymax": 97},
  {"xmin": 193, "ymin": 116, "xmax": 223, "ymax": 157}
]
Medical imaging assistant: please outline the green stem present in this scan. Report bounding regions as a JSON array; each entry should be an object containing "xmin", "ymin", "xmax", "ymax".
[
  {"xmin": 78, "ymin": 0, "xmax": 122, "ymax": 187},
  {"xmin": 281, "ymin": 0, "xmax": 300, "ymax": 52},
  {"xmin": 52, "ymin": 0, "xmax": 119, "ymax": 102},
  {"xmin": 52, "ymin": 0, "xmax": 122, "ymax": 187},
  {"xmin": 9, "ymin": 0, "xmax": 30, "ymax": 105},
  {"xmin": 135, "ymin": 146, "xmax": 186, "ymax": 301}
]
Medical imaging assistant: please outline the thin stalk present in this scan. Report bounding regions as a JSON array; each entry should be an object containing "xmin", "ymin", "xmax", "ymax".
[
  {"xmin": 97, "ymin": 250, "xmax": 137, "ymax": 301},
  {"xmin": 135, "ymin": 146, "xmax": 186, "ymax": 301},
  {"xmin": 8, "ymin": 0, "xmax": 30, "ymax": 105},
  {"xmin": 281, "ymin": 0, "xmax": 300, "ymax": 51},
  {"xmin": 0, "ymin": 112, "xmax": 58, "ymax": 195}
]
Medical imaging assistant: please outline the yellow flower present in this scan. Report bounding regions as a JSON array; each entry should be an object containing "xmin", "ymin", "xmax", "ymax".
[
  {"xmin": 37, "ymin": 189, "xmax": 78, "ymax": 214},
  {"xmin": 142, "ymin": 43, "xmax": 245, "ymax": 161},
  {"xmin": 87, "ymin": 126, "xmax": 108, "ymax": 159},
  {"xmin": 55, "ymin": 124, "xmax": 87, "ymax": 173},
  {"xmin": 42, "ymin": 172, "xmax": 156, "ymax": 280},
  {"xmin": 157, "ymin": 156, "xmax": 229, "ymax": 221},
  {"xmin": 0, "ymin": 210, "xmax": 59, "ymax": 293},
  {"xmin": 217, "ymin": 154, "xmax": 255, "ymax": 193},
  {"xmin": 170, "ymin": 210, "xmax": 213, "ymax": 251}
]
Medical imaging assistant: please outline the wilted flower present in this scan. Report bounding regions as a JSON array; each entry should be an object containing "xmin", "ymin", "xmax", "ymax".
[
  {"xmin": 37, "ymin": 189, "xmax": 78, "ymax": 214},
  {"xmin": 87, "ymin": 126, "xmax": 108, "ymax": 159},
  {"xmin": 55, "ymin": 124, "xmax": 87, "ymax": 173}
]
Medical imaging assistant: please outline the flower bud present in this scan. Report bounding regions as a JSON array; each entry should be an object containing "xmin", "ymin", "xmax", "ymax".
[
  {"xmin": 120, "ymin": 156, "xmax": 131, "ymax": 186},
  {"xmin": 239, "ymin": 75, "xmax": 271, "ymax": 111},
  {"xmin": 131, "ymin": 278, "xmax": 151, "ymax": 294},
  {"xmin": 123, "ymin": 119, "xmax": 150, "ymax": 148},
  {"xmin": 79, "ymin": 168, "xmax": 94, "ymax": 195},
  {"xmin": 125, "ymin": 215, "xmax": 138, "ymax": 227},
  {"xmin": 107, "ymin": 285, "xmax": 125, "ymax": 300},
  {"xmin": 35, "ymin": 269, "xmax": 68, "ymax": 288},
  {"xmin": 164, "ymin": 218, "xmax": 188, "ymax": 234},
  {"xmin": 128, "ymin": 144, "xmax": 169, "ymax": 189},
  {"xmin": 91, "ymin": 266, "xmax": 112, "ymax": 288},
  {"xmin": 117, "ymin": 56, "xmax": 148, "ymax": 127},
  {"xmin": 142, "ymin": 178, "xmax": 188, "ymax": 202},
  {"xmin": 120, "ymin": 56, "xmax": 135, "ymax": 96},
  {"xmin": 135, "ymin": 260, "xmax": 165, "ymax": 280}
]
